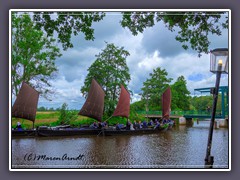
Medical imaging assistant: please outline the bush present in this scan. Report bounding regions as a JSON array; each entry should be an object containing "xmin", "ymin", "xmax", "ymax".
[{"xmin": 58, "ymin": 103, "xmax": 78, "ymax": 125}]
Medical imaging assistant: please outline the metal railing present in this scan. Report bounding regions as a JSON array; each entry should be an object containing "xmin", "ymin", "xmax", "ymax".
[{"xmin": 136, "ymin": 110, "xmax": 228, "ymax": 117}]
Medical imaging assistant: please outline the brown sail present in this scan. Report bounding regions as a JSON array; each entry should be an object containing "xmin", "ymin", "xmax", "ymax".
[
  {"xmin": 112, "ymin": 85, "xmax": 130, "ymax": 118},
  {"xmin": 12, "ymin": 82, "xmax": 40, "ymax": 122},
  {"xmin": 162, "ymin": 87, "xmax": 171, "ymax": 119},
  {"xmin": 79, "ymin": 79, "xmax": 105, "ymax": 121}
]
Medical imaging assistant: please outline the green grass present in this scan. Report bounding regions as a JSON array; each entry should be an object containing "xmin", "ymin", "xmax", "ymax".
[{"xmin": 12, "ymin": 111, "xmax": 148, "ymax": 129}]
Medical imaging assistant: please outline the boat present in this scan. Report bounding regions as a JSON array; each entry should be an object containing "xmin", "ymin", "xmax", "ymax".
[
  {"xmin": 37, "ymin": 83, "xmax": 168, "ymax": 137},
  {"xmin": 102, "ymin": 85, "xmax": 168, "ymax": 136},
  {"xmin": 37, "ymin": 79, "xmax": 105, "ymax": 137},
  {"xmin": 11, "ymin": 82, "xmax": 39, "ymax": 137},
  {"xmin": 16, "ymin": 80, "xmax": 170, "ymax": 137}
]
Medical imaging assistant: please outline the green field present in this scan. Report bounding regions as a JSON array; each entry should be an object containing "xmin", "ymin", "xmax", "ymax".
[{"xmin": 12, "ymin": 111, "xmax": 145, "ymax": 129}]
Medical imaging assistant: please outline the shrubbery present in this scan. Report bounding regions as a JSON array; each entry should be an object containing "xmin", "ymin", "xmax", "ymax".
[{"xmin": 57, "ymin": 103, "xmax": 78, "ymax": 125}]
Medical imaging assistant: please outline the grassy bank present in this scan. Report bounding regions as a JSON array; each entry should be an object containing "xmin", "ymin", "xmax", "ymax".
[{"xmin": 12, "ymin": 111, "xmax": 146, "ymax": 129}]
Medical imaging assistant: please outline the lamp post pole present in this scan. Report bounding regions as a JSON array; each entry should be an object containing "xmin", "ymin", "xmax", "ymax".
[{"xmin": 204, "ymin": 64, "xmax": 222, "ymax": 168}]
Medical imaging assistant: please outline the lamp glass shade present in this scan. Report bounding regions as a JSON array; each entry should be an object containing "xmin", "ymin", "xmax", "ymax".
[{"xmin": 210, "ymin": 48, "xmax": 228, "ymax": 74}]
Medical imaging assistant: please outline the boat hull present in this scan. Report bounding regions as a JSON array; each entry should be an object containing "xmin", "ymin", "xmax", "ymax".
[
  {"xmin": 12, "ymin": 130, "xmax": 36, "ymax": 137},
  {"xmin": 12, "ymin": 127, "xmax": 168, "ymax": 137},
  {"xmin": 102, "ymin": 127, "xmax": 168, "ymax": 136},
  {"xmin": 37, "ymin": 128, "xmax": 101, "ymax": 137}
]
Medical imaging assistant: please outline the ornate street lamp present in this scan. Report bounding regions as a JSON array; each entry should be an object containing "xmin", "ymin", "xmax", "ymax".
[{"xmin": 205, "ymin": 48, "xmax": 228, "ymax": 168}]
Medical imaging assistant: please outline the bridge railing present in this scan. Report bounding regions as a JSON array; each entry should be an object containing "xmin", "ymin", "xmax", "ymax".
[{"xmin": 136, "ymin": 110, "xmax": 228, "ymax": 117}]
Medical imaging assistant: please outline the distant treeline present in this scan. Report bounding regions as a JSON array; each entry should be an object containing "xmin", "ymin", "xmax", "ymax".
[{"xmin": 38, "ymin": 93, "xmax": 227, "ymax": 113}]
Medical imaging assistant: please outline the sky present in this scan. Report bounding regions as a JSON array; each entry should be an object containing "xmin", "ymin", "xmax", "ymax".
[{"xmin": 35, "ymin": 11, "xmax": 229, "ymax": 110}]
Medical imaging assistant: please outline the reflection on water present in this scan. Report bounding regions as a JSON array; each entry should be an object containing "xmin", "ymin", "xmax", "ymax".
[{"xmin": 12, "ymin": 121, "xmax": 229, "ymax": 169}]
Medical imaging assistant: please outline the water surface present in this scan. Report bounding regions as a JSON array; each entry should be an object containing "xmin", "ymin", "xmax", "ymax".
[{"xmin": 12, "ymin": 122, "xmax": 229, "ymax": 169}]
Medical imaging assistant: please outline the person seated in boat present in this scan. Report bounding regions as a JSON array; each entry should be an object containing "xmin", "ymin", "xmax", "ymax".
[
  {"xmin": 154, "ymin": 121, "xmax": 160, "ymax": 130},
  {"xmin": 138, "ymin": 120, "xmax": 143, "ymax": 129},
  {"xmin": 167, "ymin": 118, "xmax": 174, "ymax": 126},
  {"xmin": 142, "ymin": 120, "xmax": 148, "ymax": 129},
  {"xmin": 102, "ymin": 121, "xmax": 108, "ymax": 128},
  {"xmin": 130, "ymin": 123, "xmax": 135, "ymax": 130},
  {"xmin": 133, "ymin": 120, "xmax": 138, "ymax": 130},
  {"xmin": 126, "ymin": 119, "xmax": 131, "ymax": 130},
  {"xmin": 116, "ymin": 122, "xmax": 121, "ymax": 131},
  {"xmin": 162, "ymin": 117, "xmax": 173, "ymax": 125},
  {"xmin": 162, "ymin": 117, "xmax": 168, "ymax": 124},
  {"xmin": 90, "ymin": 122, "xmax": 98, "ymax": 129},
  {"xmin": 98, "ymin": 122, "xmax": 103, "ymax": 129},
  {"xmin": 148, "ymin": 120, "xmax": 154, "ymax": 127},
  {"xmin": 16, "ymin": 122, "xmax": 22, "ymax": 131}
]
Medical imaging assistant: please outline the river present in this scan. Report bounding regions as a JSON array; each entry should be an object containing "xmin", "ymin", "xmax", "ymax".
[{"xmin": 11, "ymin": 121, "xmax": 229, "ymax": 169}]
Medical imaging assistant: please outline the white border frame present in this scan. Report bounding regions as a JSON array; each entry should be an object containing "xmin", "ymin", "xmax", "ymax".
[{"xmin": 9, "ymin": 9, "xmax": 231, "ymax": 172}]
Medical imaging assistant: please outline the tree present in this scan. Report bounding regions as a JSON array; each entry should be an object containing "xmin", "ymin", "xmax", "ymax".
[
  {"xmin": 141, "ymin": 67, "xmax": 172, "ymax": 111},
  {"xmin": 32, "ymin": 11, "xmax": 105, "ymax": 50},
  {"xmin": 190, "ymin": 94, "xmax": 223, "ymax": 113},
  {"xmin": 58, "ymin": 103, "xmax": 78, "ymax": 125},
  {"xmin": 81, "ymin": 42, "xmax": 131, "ymax": 116},
  {"xmin": 171, "ymin": 76, "xmax": 191, "ymax": 110},
  {"xmin": 38, "ymin": 106, "xmax": 46, "ymax": 111},
  {"xmin": 190, "ymin": 96, "xmax": 213, "ymax": 112},
  {"xmin": 121, "ymin": 11, "xmax": 228, "ymax": 57},
  {"xmin": 12, "ymin": 13, "xmax": 62, "ymax": 99}
]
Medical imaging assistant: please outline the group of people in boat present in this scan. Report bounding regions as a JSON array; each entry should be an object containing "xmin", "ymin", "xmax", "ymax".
[
  {"xmin": 115, "ymin": 118, "xmax": 174, "ymax": 131},
  {"xmin": 89, "ymin": 121, "xmax": 108, "ymax": 129}
]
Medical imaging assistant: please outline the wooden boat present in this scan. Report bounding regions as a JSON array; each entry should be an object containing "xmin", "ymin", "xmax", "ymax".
[
  {"xmin": 11, "ymin": 82, "xmax": 39, "ymax": 137},
  {"xmin": 14, "ymin": 81, "xmax": 172, "ymax": 137},
  {"xmin": 37, "ymin": 79, "xmax": 105, "ymax": 137},
  {"xmin": 37, "ymin": 83, "xmax": 169, "ymax": 137},
  {"xmin": 99, "ymin": 85, "xmax": 169, "ymax": 136}
]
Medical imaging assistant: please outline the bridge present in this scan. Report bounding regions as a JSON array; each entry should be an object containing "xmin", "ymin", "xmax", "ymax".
[
  {"xmin": 136, "ymin": 110, "xmax": 227, "ymax": 120},
  {"xmin": 136, "ymin": 86, "xmax": 229, "ymax": 120}
]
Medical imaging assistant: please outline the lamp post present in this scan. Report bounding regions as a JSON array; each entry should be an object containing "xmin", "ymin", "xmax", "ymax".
[{"xmin": 205, "ymin": 48, "xmax": 228, "ymax": 168}]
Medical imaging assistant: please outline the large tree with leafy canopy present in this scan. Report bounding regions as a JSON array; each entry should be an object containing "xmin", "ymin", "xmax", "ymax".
[
  {"xmin": 121, "ymin": 11, "xmax": 228, "ymax": 57},
  {"xmin": 141, "ymin": 67, "xmax": 172, "ymax": 111},
  {"xmin": 170, "ymin": 76, "xmax": 191, "ymax": 110},
  {"xmin": 29, "ymin": 11, "xmax": 227, "ymax": 56},
  {"xmin": 11, "ymin": 13, "xmax": 62, "ymax": 99},
  {"xmin": 81, "ymin": 42, "xmax": 131, "ymax": 116},
  {"xmin": 32, "ymin": 11, "xmax": 105, "ymax": 50}
]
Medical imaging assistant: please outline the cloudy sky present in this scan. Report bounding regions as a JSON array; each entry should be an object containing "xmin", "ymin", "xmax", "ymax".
[{"xmin": 36, "ymin": 11, "xmax": 229, "ymax": 110}]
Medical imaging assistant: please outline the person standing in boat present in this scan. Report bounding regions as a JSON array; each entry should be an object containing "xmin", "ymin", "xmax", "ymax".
[{"xmin": 16, "ymin": 122, "xmax": 22, "ymax": 131}]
